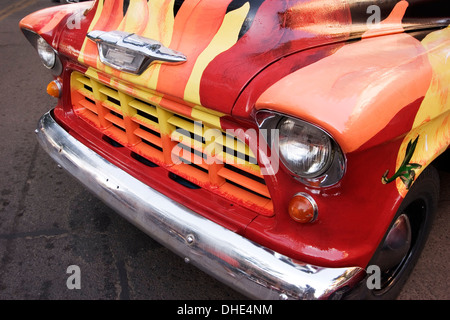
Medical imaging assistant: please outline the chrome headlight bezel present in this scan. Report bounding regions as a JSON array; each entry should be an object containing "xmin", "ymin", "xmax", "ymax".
[
  {"xmin": 256, "ymin": 111, "xmax": 346, "ymax": 188},
  {"xmin": 21, "ymin": 29, "xmax": 63, "ymax": 76}
]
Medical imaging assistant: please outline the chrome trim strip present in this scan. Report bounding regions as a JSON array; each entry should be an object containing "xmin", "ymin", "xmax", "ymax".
[{"xmin": 36, "ymin": 111, "xmax": 364, "ymax": 300}]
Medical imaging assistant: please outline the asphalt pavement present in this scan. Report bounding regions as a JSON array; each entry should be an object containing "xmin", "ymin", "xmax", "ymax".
[{"xmin": 0, "ymin": 0, "xmax": 448, "ymax": 300}]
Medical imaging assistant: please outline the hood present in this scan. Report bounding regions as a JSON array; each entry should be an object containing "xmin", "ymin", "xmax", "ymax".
[
  {"xmin": 73, "ymin": 0, "xmax": 354, "ymax": 114},
  {"xmin": 24, "ymin": 0, "xmax": 450, "ymax": 115}
]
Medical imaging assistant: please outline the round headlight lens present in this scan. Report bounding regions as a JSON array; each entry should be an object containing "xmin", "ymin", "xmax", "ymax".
[
  {"xmin": 37, "ymin": 37, "xmax": 56, "ymax": 69},
  {"xmin": 278, "ymin": 117, "xmax": 333, "ymax": 178}
]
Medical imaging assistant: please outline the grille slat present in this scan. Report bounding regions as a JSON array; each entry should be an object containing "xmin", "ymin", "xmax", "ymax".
[
  {"xmin": 76, "ymin": 88, "xmax": 95, "ymax": 101},
  {"xmin": 167, "ymin": 115, "xmax": 204, "ymax": 135},
  {"xmin": 218, "ymin": 167, "xmax": 270, "ymax": 199},
  {"xmin": 104, "ymin": 113, "xmax": 126, "ymax": 129},
  {"xmin": 70, "ymin": 72, "xmax": 273, "ymax": 216},
  {"xmin": 129, "ymin": 100, "xmax": 158, "ymax": 118},
  {"xmin": 134, "ymin": 127, "xmax": 163, "ymax": 148},
  {"xmin": 215, "ymin": 133, "xmax": 255, "ymax": 159},
  {"xmin": 99, "ymin": 87, "xmax": 120, "ymax": 101},
  {"xmin": 78, "ymin": 99, "xmax": 98, "ymax": 115},
  {"xmin": 75, "ymin": 75, "xmax": 92, "ymax": 87}
]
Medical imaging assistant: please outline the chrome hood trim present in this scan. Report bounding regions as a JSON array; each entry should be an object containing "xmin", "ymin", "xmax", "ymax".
[{"xmin": 87, "ymin": 30, "xmax": 187, "ymax": 74}]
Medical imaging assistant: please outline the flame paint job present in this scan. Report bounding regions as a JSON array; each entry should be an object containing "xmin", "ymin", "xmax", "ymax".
[{"xmin": 20, "ymin": 0, "xmax": 449, "ymax": 268}]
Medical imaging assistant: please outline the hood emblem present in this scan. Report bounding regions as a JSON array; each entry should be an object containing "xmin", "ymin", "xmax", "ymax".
[{"xmin": 87, "ymin": 30, "xmax": 187, "ymax": 75}]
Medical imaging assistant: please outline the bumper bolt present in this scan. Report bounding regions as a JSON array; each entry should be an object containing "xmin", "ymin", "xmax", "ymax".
[
  {"xmin": 186, "ymin": 234, "xmax": 195, "ymax": 245},
  {"xmin": 279, "ymin": 293, "xmax": 288, "ymax": 300}
]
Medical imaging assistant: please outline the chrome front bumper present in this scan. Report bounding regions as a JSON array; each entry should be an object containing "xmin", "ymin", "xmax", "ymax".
[{"xmin": 36, "ymin": 110, "xmax": 364, "ymax": 300}]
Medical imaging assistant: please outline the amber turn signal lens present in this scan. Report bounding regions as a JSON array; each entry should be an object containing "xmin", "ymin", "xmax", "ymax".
[
  {"xmin": 288, "ymin": 193, "xmax": 317, "ymax": 223},
  {"xmin": 47, "ymin": 80, "xmax": 61, "ymax": 98}
]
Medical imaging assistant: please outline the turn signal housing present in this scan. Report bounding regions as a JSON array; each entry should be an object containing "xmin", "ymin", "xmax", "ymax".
[
  {"xmin": 47, "ymin": 80, "xmax": 61, "ymax": 98},
  {"xmin": 288, "ymin": 193, "xmax": 318, "ymax": 223}
]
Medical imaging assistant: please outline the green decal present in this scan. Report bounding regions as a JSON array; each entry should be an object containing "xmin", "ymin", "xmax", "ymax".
[{"xmin": 382, "ymin": 136, "xmax": 422, "ymax": 190}]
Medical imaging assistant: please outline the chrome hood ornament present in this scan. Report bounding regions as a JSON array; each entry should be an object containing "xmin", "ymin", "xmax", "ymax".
[{"xmin": 87, "ymin": 30, "xmax": 187, "ymax": 75}]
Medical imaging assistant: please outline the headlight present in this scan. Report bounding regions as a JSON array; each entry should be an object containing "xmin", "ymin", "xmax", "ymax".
[
  {"xmin": 36, "ymin": 37, "xmax": 56, "ymax": 69},
  {"xmin": 278, "ymin": 117, "xmax": 333, "ymax": 178},
  {"xmin": 257, "ymin": 111, "xmax": 346, "ymax": 187},
  {"xmin": 21, "ymin": 29, "xmax": 62, "ymax": 75}
]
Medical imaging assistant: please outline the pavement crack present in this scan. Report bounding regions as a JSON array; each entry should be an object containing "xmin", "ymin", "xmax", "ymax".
[
  {"xmin": 116, "ymin": 259, "xmax": 131, "ymax": 300},
  {"xmin": 16, "ymin": 143, "xmax": 39, "ymax": 217},
  {"xmin": 0, "ymin": 228, "xmax": 68, "ymax": 240}
]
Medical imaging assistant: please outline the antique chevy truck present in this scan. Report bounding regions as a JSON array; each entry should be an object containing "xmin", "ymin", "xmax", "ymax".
[{"xmin": 20, "ymin": 0, "xmax": 449, "ymax": 299}]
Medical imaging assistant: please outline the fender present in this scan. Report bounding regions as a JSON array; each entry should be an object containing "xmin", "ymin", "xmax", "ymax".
[
  {"xmin": 19, "ymin": 2, "xmax": 96, "ymax": 52},
  {"xmin": 243, "ymin": 4, "xmax": 449, "ymax": 268},
  {"xmin": 393, "ymin": 26, "xmax": 450, "ymax": 198},
  {"xmin": 254, "ymin": 5, "xmax": 449, "ymax": 195}
]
